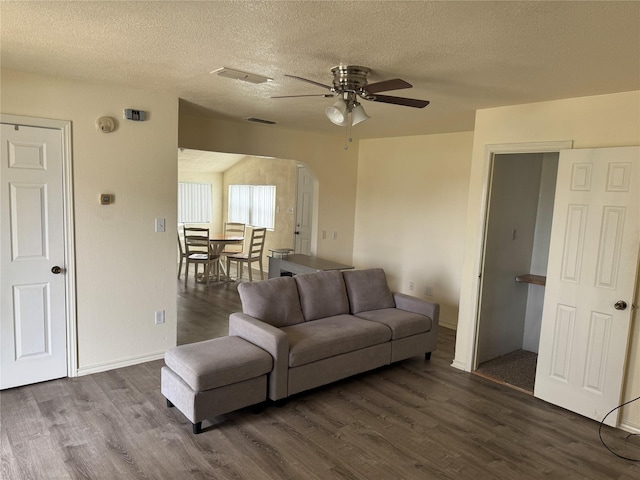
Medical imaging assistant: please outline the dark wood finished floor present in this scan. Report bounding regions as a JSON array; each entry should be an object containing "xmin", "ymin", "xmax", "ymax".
[
  {"xmin": 177, "ymin": 275, "xmax": 241, "ymax": 345},
  {"xmin": 2, "ymin": 277, "xmax": 638, "ymax": 479}
]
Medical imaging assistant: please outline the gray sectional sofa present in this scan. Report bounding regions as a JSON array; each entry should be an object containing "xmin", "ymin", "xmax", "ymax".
[{"xmin": 229, "ymin": 268, "xmax": 439, "ymax": 401}]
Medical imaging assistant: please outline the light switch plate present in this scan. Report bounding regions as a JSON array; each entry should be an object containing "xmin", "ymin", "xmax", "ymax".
[
  {"xmin": 155, "ymin": 310, "xmax": 165, "ymax": 325},
  {"xmin": 155, "ymin": 217, "xmax": 165, "ymax": 232}
]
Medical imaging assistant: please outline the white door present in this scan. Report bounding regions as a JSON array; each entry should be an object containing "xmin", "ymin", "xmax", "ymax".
[
  {"xmin": 294, "ymin": 165, "xmax": 314, "ymax": 255},
  {"xmin": 1, "ymin": 123, "xmax": 68, "ymax": 389},
  {"xmin": 534, "ymin": 146, "xmax": 639, "ymax": 426}
]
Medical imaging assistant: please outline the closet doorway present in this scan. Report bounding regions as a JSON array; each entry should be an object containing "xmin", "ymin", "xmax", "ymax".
[{"xmin": 474, "ymin": 152, "xmax": 559, "ymax": 393}]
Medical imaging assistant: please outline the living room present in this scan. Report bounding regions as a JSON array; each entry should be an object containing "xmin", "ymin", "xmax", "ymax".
[{"xmin": 1, "ymin": 1, "xmax": 639, "ymax": 477}]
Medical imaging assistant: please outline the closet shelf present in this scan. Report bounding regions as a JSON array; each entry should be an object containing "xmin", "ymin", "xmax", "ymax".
[{"xmin": 515, "ymin": 274, "xmax": 546, "ymax": 286}]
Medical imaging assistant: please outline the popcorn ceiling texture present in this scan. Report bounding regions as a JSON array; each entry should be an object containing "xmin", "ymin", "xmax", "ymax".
[{"xmin": 1, "ymin": 1, "xmax": 638, "ymax": 139}]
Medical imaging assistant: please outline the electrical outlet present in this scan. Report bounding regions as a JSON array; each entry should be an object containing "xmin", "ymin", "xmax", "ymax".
[
  {"xmin": 332, "ymin": 231, "xmax": 338, "ymax": 240},
  {"xmin": 409, "ymin": 282, "xmax": 415, "ymax": 291},
  {"xmin": 155, "ymin": 310, "xmax": 165, "ymax": 325},
  {"xmin": 322, "ymin": 230, "xmax": 327, "ymax": 239},
  {"xmin": 425, "ymin": 286, "xmax": 434, "ymax": 296},
  {"xmin": 155, "ymin": 217, "xmax": 165, "ymax": 233}
]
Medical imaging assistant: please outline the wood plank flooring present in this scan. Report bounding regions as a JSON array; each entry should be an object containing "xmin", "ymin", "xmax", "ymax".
[{"xmin": 2, "ymin": 277, "xmax": 639, "ymax": 479}]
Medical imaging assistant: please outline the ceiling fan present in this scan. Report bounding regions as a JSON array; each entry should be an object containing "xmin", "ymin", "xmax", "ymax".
[{"xmin": 272, "ymin": 65, "xmax": 430, "ymax": 128}]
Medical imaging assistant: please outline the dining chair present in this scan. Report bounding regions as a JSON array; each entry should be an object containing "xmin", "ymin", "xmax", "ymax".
[
  {"xmin": 225, "ymin": 227, "xmax": 267, "ymax": 282},
  {"xmin": 177, "ymin": 231, "xmax": 187, "ymax": 279},
  {"xmin": 183, "ymin": 226, "xmax": 219, "ymax": 286},
  {"xmin": 221, "ymin": 222, "xmax": 245, "ymax": 255}
]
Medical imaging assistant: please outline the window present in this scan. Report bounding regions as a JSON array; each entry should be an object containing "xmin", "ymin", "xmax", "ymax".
[
  {"xmin": 228, "ymin": 185, "xmax": 276, "ymax": 230},
  {"xmin": 178, "ymin": 182, "xmax": 212, "ymax": 224}
]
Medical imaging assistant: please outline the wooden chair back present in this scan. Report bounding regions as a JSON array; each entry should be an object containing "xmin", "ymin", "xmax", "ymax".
[
  {"xmin": 247, "ymin": 227, "xmax": 267, "ymax": 260},
  {"xmin": 183, "ymin": 227, "xmax": 210, "ymax": 255},
  {"xmin": 222, "ymin": 222, "xmax": 245, "ymax": 254}
]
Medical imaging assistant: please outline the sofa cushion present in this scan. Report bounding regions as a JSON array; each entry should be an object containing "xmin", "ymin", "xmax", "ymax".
[
  {"xmin": 238, "ymin": 276, "xmax": 304, "ymax": 327},
  {"xmin": 294, "ymin": 270, "xmax": 350, "ymax": 321},
  {"xmin": 342, "ymin": 268, "xmax": 395, "ymax": 314},
  {"xmin": 355, "ymin": 308, "xmax": 432, "ymax": 340},
  {"xmin": 164, "ymin": 336, "xmax": 273, "ymax": 392},
  {"xmin": 282, "ymin": 314, "xmax": 392, "ymax": 367}
]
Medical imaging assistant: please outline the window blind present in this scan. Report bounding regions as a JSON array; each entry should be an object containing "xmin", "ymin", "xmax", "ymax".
[
  {"xmin": 178, "ymin": 182, "xmax": 212, "ymax": 224},
  {"xmin": 228, "ymin": 184, "xmax": 276, "ymax": 230}
]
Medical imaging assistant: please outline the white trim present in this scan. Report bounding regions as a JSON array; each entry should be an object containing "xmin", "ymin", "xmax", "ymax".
[
  {"xmin": 452, "ymin": 140, "xmax": 573, "ymax": 373},
  {"xmin": 76, "ymin": 352, "xmax": 165, "ymax": 376},
  {"xmin": 0, "ymin": 114, "xmax": 78, "ymax": 378},
  {"xmin": 619, "ymin": 420, "xmax": 640, "ymax": 435},
  {"xmin": 439, "ymin": 320, "xmax": 457, "ymax": 331}
]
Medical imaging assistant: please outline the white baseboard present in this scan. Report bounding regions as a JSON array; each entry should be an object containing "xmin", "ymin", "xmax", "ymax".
[
  {"xmin": 440, "ymin": 321, "xmax": 457, "ymax": 331},
  {"xmin": 450, "ymin": 359, "xmax": 470, "ymax": 371},
  {"xmin": 619, "ymin": 420, "xmax": 640, "ymax": 435},
  {"xmin": 75, "ymin": 351, "xmax": 165, "ymax": 377}
]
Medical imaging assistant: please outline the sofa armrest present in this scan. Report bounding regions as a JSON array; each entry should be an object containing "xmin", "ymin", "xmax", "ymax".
[
  {"xmin": 228, "ymin": 312, "xmax": 289, "ymax": 401},
  {"xmin": 393, "ymin": 292, "xmax": 440, "ymax": 328}
]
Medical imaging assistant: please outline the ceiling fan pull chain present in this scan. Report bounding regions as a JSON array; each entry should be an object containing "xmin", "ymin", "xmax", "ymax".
[{"xmin": 344, "ymin": 122, "xmax": 349, "ymax": 150}]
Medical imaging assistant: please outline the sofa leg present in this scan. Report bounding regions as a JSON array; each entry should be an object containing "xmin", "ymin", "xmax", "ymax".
[
  {"xmin": 252, "ymin": 401, "xmax": 268, "ymax": 414},
  {"xmin": 166, "ymin": 399, "xmax": 174, "ymax": 408},
  {"xmin": 192, "ymin": 422, "xmax": 202, "ymax": 434},
  {"xmin": 425, "ymin": 352, "xmax": 432, "ymax": 360}
]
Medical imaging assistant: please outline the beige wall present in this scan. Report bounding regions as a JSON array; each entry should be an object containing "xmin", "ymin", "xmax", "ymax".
[
  {"xmin": 178, "ymin": 113, "xmax": 358, "ymax": 265},
  {"xmin": 454, "ymin": 90, "xmax": 640, "ymax": 428},
  {"xmin": 222, "ymin": 156, "xmax": 297, "ymax": 272},
  {"xmin": 354, "ymin": 132, "xmax": 474, "ymax": 328},
  {"xmin": 5, "ymin": 67, "xmax": 637, "ymax": 428},
  {"xmin": 1, "ymin": 69, "xmax": 179, "ymax": 373}
]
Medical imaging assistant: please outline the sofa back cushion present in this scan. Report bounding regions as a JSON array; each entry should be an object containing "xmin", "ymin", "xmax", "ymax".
[
  {"xmin": 343, "ymin": 268, "xmax": 395, "ymax": 314},
  {"xmin": 238, "ymin": 276, "xmax": 304, "ymax": 327},
  {"xmin": 294, "ymin": 270, "xmax": 350, "ymax": 321}
]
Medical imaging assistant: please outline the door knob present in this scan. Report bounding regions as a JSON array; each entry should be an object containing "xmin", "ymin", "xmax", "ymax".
[
  {"xmin": 51, "ymin": 266, "xmax": 63, "ymax": 274},
  {"xmin": 614, "ymin": 300, "xmax": 627, "ymax": 311}
]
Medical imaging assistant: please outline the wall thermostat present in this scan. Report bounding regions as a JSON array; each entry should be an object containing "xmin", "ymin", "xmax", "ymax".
[
  {"xmin": 96, "ymin": 116, "xmax": 115, "ymax": 133},
  {"xmin": 100, "ymin": 194, "xmax": 115, "ymax": 205},
  {"xmin": 124, "ymin": 109, "xmax": 147, "ymax": 121}
]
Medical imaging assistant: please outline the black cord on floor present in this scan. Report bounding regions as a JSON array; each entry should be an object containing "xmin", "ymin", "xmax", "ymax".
[{"xmin": 598, "ymin": 395, "xmax": 640, "ymax": 462}]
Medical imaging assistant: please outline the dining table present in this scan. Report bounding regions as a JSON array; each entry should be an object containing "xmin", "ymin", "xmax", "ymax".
[{"xmin": 209, "ymin": 234, "xmax": 244, "ymax": 281}]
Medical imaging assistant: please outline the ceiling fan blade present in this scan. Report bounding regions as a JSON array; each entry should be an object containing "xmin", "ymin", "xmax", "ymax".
[
  {"xmin": 285, "ymin": 74, "xmax": 333, "ymax": 91},
  {"xmin": 367, "ymin": 94, "xmax": 430, "ymax": 108},
  {"xmin": 271, "ymin": 93, "xmax": 335, "ymax": 99},
  {"xmin": 363, "ymin": 78, "xmax": 413, "ymax": 94}
]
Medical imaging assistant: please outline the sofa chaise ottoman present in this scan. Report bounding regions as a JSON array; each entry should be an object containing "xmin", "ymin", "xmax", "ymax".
[{"xmin": 161, "ymin": 335, "xmax": 272, "ymax": 433}]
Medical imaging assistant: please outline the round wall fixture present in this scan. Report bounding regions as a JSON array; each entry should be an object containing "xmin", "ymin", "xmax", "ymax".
[{"xmin": 96, "ymin": 116, "xmax": 115, "ymax": 133}]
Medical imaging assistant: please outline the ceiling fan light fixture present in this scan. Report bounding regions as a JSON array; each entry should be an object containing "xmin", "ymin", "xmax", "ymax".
[
  {"xmin": 325, "ymin": 99, "xmax": 347, "ymax": 126},
  {"xmin": 351, "ymin": 103, "xmax": 370, "ymax": 126}
]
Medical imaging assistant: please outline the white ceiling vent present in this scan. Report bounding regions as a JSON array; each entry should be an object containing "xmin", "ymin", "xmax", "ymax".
[{"xmin": 211, "ymin": 67, "xmax": 272, "ymax": 84}]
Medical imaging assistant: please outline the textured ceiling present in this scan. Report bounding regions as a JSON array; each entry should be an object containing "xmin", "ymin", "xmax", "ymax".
[
  {"xmin": 1, "ymin": 1, "xmax": 639, "ymax": 139},
  {"xmin": 178, "ymin": 149, "xmax": 247, "ymax": 173}
]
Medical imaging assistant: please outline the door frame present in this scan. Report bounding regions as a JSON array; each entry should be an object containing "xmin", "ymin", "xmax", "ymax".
[
  {"xmin": 460, "ymin": 140, "xmax": 573, "ymax": 372},
  {"xmin": 1, "ymin": 114, "xmax": 78, "ymax": 378}
]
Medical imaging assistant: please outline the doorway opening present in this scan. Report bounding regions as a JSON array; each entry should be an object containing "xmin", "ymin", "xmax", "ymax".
[
  {"xmin": 474, "ymin": 151, "xmax": 559, "ymax": 393},
  {"xmin": 176, "ymin": 149, "xmax": 318, "ymax": 346}
]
